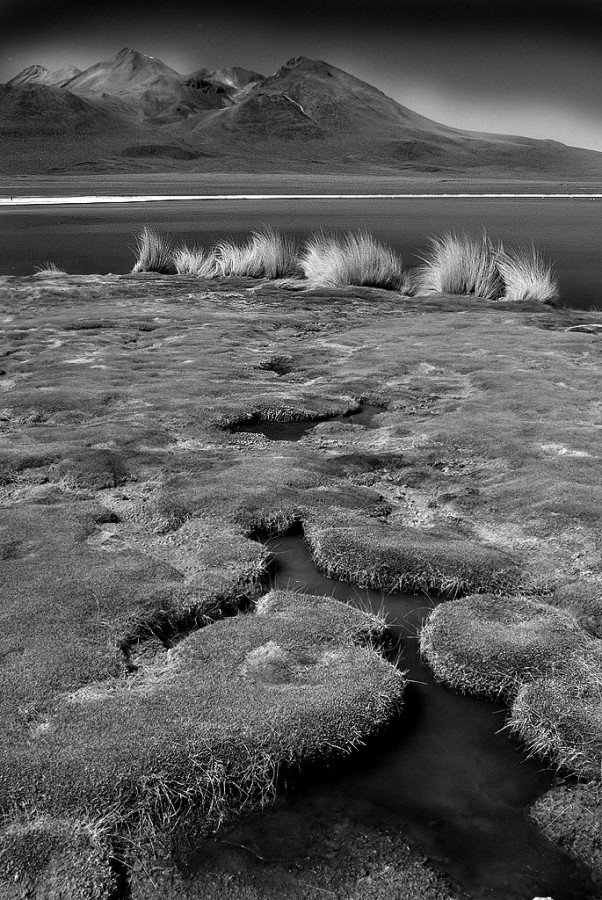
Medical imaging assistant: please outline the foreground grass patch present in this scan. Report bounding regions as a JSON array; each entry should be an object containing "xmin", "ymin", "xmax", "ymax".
[
  {"xmin": 0, "ymin": 815, "xmax": 116, "ymax": 900},
  {"xmin": 0, "ymin": 586, "xmax": 404, "ymax": 874},
  {"xmin": 172, "ymin": 243, "xmax": 216, "ymax": 277},
  {"xmin": 300, "ymin": 231, "xmax": 412, "ymax": 291},
  {"xmin": 509, "ymin": 653, "xmax": 602, "ymax": 777},
  {"xmin": 305, "ymin": 520, "xmax": 522, "ymax": 597},
  {"xmin": 419, "ymin": 593, "xmax": 590, "ymax": 698}
]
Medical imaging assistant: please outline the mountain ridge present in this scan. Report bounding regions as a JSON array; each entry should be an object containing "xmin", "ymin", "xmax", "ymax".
[{"xmin": 3, "ymin": 48, "xmax": 602, "ymax": 178}]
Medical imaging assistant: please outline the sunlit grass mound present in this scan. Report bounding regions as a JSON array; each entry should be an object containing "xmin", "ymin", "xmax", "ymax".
[
  {"xmin": 33, "ymin": 262, "xmax": 67, "ymax": 276},
  {"xmin": 416, "ymin": 231, "xmax": 503, "ymax": 299},
  {"xmin": 498, "ymin": 244, "xmax": 559, "ymax": 303},
  {"xmin": 510, "ymin": 653, "xmax": 602, "ymax": 778},
  {"xmin": 420, "ymin": 593, "xmax": 591, "ymax": 698},
  {"xmin": 300, "ymin": 231, "xmax": 413, "ymax": 292},
  {"xmin": 0, "ymin": 815, "xmax": 116, "ymax": 900},
  {"xmin": 0, "ymin": 589, "xmax": 404, "ymax": 846},
  {"xmin": 213, "ymin": 228, "xmax": 300, "ymax": 278},
  {"xmin": 131, "ymin": 226, "xmax": 176, "ymax": 274},
  {"xmin": 172, "ymin": 243, "xmax": 216, "ymax": 277}
]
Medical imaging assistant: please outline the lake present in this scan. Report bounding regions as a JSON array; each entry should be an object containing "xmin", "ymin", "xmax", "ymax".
[{"xmin": 0, "ymin": 196, "xmax": 601, "ymax": 309}]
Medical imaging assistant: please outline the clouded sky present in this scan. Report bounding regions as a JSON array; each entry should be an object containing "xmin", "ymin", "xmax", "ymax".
[{"xmin": 1, "ymin": 0, "xmax": 601, "ymax": 151}]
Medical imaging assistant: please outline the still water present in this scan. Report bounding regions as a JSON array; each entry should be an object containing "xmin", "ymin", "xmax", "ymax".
[{"xmin": 0, "ymin": 197, "xmax": 600, "ymax": 309}]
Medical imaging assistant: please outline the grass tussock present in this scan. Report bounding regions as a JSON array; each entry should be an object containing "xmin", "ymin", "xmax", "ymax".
[
  {"xmin": 497, "ymin": 244, "xmax": 559, "ymax": 303},
  {"xmin": 213, "ymin": 228, "xmax": 300, "ymax": 279},
  {"xmin": 172, "ymin": 243, "xmax": 216, "ymax": 277},
  {"xmin": 509, "ymin": 652, "xmax": 602, "ymax": 778},
  {"xmin": 33, "ymin": 262, "xmax": 67, "ymax": 276},
  {"xmin": 131, "ymin": 227, "xmax": 176, "ymax": 274},
  {"xmin": 416, "ymin": 231, "xmax": 504, "ymax": 299},
  {"xmin": 300, "ymin": 231, "xmax": 412, "ymax": 292},
  {"xmin": 419, "ymin": 593, "xmax": 590, "ymax": 699}
]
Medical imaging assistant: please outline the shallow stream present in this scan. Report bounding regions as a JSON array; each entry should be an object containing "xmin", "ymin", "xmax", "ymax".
[{"xmin": 186, "ymin": 530, "xmax": 592, "ymax": 899}]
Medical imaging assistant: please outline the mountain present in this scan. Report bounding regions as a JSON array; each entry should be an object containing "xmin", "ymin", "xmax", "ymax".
[
  {"xmin": 7, "ymin": 64, "xmax": 82, "ymax": 89},
  {"xmin": 2, "ymin": 50, "xmax": 602, "ymax": 179},
  {"xmin": 0, "ymin": 83, "xmax": 201, "ymax": 174}
]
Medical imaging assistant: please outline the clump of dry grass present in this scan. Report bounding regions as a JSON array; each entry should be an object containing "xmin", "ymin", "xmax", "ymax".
[
  {"xmin": 213, "ymin": 228, "xmax": 300, "ymax": 278},
  {"xmin": 33, "ymin": 262, "xmax": 67, "ymax": 276},
  {"xmin": 416, "ymin": 231, "xmax": 504, "ymax": 299},
  {"xmin": 172, "ymin": 243, "xmax": 216, "ymax": 277},
  {"xmin": 300, "ymin": 231, "xmax": 412, "ymax": 292},
  {"xmin": 509, "ymin": 652, "xmax": 602, "ymax": 777},
  {"xmin": 497, "ymin": 244, "xmax": 559, "ymax": 303},
  {"xmin": 131, "ymin": 227, "xmax": 176, "ymax": 274}
]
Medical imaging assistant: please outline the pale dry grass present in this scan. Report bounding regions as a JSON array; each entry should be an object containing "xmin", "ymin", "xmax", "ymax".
[
  {"xmin": 131, "ymin": 227, "xmax": 175, "ymax": 274},
  {"xmin": 416, "ymin": 231, "xmax": 504, "ymax": 299},
  {"xmin": 213, "ymin": 228, "xmax": 300, "ymax": 278},
  {"xmin": 498, "ymin": 244, "xmax": 559, "ymax": 302},
  {"xmin": 172, "ymin": 244, "xmax": 217, "ymax": 277},
  {"xmin": 33, "ymin": 262, "xmax": 67, "ymax": 276},
  {"xmin": 300, "ymin": 231, "xmax": 412, "ymax": 292}
]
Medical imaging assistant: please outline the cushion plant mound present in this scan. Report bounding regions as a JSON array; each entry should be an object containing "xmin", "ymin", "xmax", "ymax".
[
  {"xmin": 550, "ymin": 580, "xmax": 602, "ymax": 638},
  {"xmin": 509, "ymin": 653, "xmax": 602, "ymax": 778},
  {"xmin": 305, "ymin": 520, "xmax": 522, "ymax": 598},
  {"xmin": 528, "ymin": 782, "xmax": 602, "ymax": 886},
  {"xmin": 0, "ymin": 815, "xmax": 116, "ymax": 900},
  {"xmin": 419, "ymin": 593, "xmax": 591, "ymax": 699},
  {"xmin": 0, "ymin": 590, "xmax": 405, "ymax": 845}
]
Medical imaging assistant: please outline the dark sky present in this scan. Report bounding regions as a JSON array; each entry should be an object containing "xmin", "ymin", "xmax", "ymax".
[{"xmin": 1, "ymin": 0, "xmax": 601, "ymax": 150}]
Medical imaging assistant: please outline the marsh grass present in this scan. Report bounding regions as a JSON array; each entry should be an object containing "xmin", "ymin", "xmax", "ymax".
[
  {"xmin": 131, "ymin": 227, "xmax": 176, "ymax": 274},
  {"xmin": 213, "ymin": 228, "xmax": 300, "ymax": 278},
  {"xmin": 497, "ymin": 244, "xmax": 559, "ymax": 303},
  {"xmin": 33, "ymin": 262, "xmax": 67, "ymax": 276},
  {"xmin": 509, "ymin": 652, "xmax": 602, "ymax": 777},
  {"xmin": 1, "ymin": 589, "xmax": 404, "ymax": 861},
  {"xmin": 172, "ymin": 243, "xmax": 216, "ymax": 277},
  {"xmin": 300, "ymin": 231, "xmax": 412, "ymax": 292},
  {"xmin": 419, "ymin": 593, "xmax": 590, "ymax": 699},
  {"xmin": 416, "ymin": 231, "xmax": 504, "ymax": 299}
]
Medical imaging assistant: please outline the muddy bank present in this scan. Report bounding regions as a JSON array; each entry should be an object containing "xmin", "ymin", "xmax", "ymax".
[{"xmin": 1, "ymin": 272, "xmax": 602, "ymax": 895}]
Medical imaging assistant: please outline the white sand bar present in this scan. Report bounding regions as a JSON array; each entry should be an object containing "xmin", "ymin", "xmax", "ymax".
[{"xmin": 1, "ymin": 193, "xmax": 602, "ymax": 206}]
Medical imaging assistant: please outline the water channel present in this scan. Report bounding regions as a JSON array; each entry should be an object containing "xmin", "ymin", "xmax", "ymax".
[{"xmin": 183, "ymin": 415, "xmax": 595, "ymax": 900}]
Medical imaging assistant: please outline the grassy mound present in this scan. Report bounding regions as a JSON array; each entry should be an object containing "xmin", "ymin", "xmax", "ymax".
[
  {"xmin": 213, "ymin": 228, "xmax": 300, "ymax": 278},
  {"xmin": 419, "ymin": 594, "xmax": 590, "ymax": 698},
  {"xmin": 131, "ymin": 227, "xmax": 176, "ymax": 274},
  {"xmin": 529, "ymin": 782, "xmax": 602, "ymax": 887},
  {"xmin": 300, "ymin": 231, "xmax": 412, "ymax": 291},
  {"xmin": 0, "ymin": 590, "xmax": 404, "ymax": 840},
  {"xmin": 497, "ymin": 245, "xmax": 559, "ymax": 303},
  {"xmin": 416, "ymin": 231, "xmax": 503, "ymax": 299},
  {"xmin": 509, "ymin": 654, "xmax": 602, "ymax": 777},
  {"xmin": 0, "ymin": 815, "xmax": 116, "ymax": 900},
  {"xmin": 305, "ymin": 520, "xmax": 522, "ymax": 597}
]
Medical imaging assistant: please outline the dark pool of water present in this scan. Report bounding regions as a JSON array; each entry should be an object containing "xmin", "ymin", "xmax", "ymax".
[
  {"xmin": 186, "ymin": 532, "xmax": 594, "ymax": 900},
  {"xmin": 230, "ymin": 404, "xmax": 383, "ymax": 441},
  {"xmin": 1, "ymin": 197, "xmax": 601, "ymax": 309}
]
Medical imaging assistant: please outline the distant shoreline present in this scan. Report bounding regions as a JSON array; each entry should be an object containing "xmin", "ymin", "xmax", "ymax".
[{"xmin": 2, "ymin": 192, "xmax": 602, "ymax": 206}]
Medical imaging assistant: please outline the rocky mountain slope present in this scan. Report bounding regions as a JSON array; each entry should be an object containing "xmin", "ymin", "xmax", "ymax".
[{"xmin": 3, "ymin": 48, "xmax": 602, "ymax": 177}]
